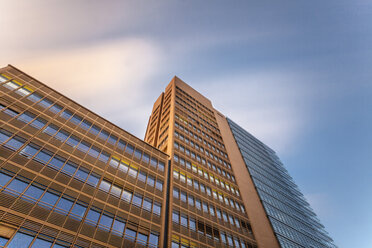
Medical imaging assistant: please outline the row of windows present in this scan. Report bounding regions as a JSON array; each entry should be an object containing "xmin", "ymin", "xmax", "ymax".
[
  {"xmin": 172, "ymin": 170, "xmax": 243, "ymax": 212},
  {"xmin": 0, "ymin": 228, "xmax": 75, "ymax": 248},
  {"xmin": 0, "ymin": 129, "xmax": 162, "ymax": 217},
  {"xmin": 174, "ymin": 98, "xmax": 221, "ymax": 141},
  {"xmin": 1, "ymin": 129, "xmax": 101, "ymax": 185},
  {"xmin": 0, "ymin": 79, "xmax": 166, "ymax": 172},
  {"xmin": 175, "ymin": 87, "xmax": 217, "ymax": 128},
  {"xmin": 173, "ymin": 186, "xmax": 246, "ymax": 222},
  {"xmin": 173, "ymin": 158, "xmax": 240, "ymax": 200},
  {"xmin": 174, "ymin": 113, "xmax": 224, "ymax": 151},
  {"xmin": 0, "ymin": 102, "xmax": 166, "ymax": 176},
  {"xmin": 173, "ymin": 127, "xmax": 229, "ymax": 171},
  {"xmin": 0, "ymin": 74, "xmax": 33, "ymax": 97},
  {"xmin": 108, "ymin": 156, "xmax": 164, "ymax": 191},
  {"xmin": 174, "ymin": 141, "xmax": 235, "ymax": 186},
  {"xmin": 0, "ymin": 171, "xmax": 160, "ymax": 247},
  {"xmin": 98, "ymin": 178, "xmax": 162, "ymax": 216},
  {"xmin": 2, "ymin": 104, "xmax": 165, "ymax": 189}
]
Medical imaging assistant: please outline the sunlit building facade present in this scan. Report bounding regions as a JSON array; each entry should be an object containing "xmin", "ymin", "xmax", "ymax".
[
  {"xmin": 0, "ymin": 65, "xmax": 336, "ymax": 248},
  {"xmin": 0, "ymin": 65, "xmax": 168, "ymax": 248}
]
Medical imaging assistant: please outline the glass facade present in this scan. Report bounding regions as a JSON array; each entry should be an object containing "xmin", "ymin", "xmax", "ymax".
[{"xmin": 227, "ymin": 118, "xmax": 336, "ymax": 248}]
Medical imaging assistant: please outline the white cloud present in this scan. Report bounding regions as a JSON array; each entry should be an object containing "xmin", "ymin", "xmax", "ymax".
[
  {"xmin": 197, "ymin": 69, "xmax": 313, "ymax": 155},
  {"xmin": 4, "ymin": 38, "xmax": 165, "ymax": 138}
]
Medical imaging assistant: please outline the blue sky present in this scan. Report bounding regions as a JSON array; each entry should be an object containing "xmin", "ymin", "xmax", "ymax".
[{"xmin": 1, "ymin": 1, "xmax": 371, "ymax": 247}]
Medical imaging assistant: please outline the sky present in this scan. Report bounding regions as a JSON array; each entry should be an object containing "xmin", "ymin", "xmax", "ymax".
[{"xmin": 1, "ymin": 1, "xmax": 371, "ymax": 247}]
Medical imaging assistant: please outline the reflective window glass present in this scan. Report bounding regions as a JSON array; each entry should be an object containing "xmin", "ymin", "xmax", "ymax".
[
  {"xmin": 7, "ymin": 232, "xmax": 33, "ymax": 248},
  {"xmin": 132, "ymin": 194, "xmax": 143, "ymax": 207},
  {"xmin": 125, "ymin": 228, "xmax": 136, "ymax": 241},
  {"xmin": 0, "ymin": 172, "xmax": 12, "ymax": 187},
  {"xmin": 24, "ymin": 185, "xmax": 44, "ymax": 200},
  {"xmin": 86, "ymin": 209, "xmax": 100, "ymax": 225},
  {"xmin": 153, "ymin": 202, "xmax": 161, "ymax": 215},
  {"xmin": 7, "ymin": 179, "xmax": 28, "ymax": 194},
  {"xmin": 143, "ymin": 198, "xmax": 152, "ymax": 212},
  {"xmin": 56, "ymin": 197, "xmax": 73, "ymax": 213},
  {"xmin": 121, "ymin": 190, "xmax": 133, "ymax": 203},
  {"xmin": 40, "ymin": 192, "xmax": 59, "ymax": 207},
  {"xmin": 71, "ymin": 203, "xmax": 87, "ymax": 219},
  {"xmin": 149, "ymin": 233, "xmax": 159, "ymax": 246},
  {"xmin": 5, "ymin": 136, "xmax": 25, "ymax": 150},
  {"xmin": 31, "ymin": 238, "xmax": 52, "ymax": 248},
  {"xmin": 99, "ymin": 214, "xmax": 113, "ymax": 229},
  {"xmin": 112, "ymin": 219, "xmax": 125, "ymax": 235},
  {"xmin": 87, "ymin": 173, "xmax": 100, "ymax": 186}
]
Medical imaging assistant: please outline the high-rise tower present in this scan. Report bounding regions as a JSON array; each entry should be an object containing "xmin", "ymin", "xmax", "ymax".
[{"xmin": 145, "ymin": 77, "xmax": 336, "ymax": 248}]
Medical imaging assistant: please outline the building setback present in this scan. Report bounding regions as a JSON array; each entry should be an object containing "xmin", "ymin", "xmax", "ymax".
[{"xmin": 0, "ymin": 65, "xmax": 336, "ymax": 248}]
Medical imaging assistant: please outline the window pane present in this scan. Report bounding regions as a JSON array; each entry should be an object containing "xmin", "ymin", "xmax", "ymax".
[
  {"xmin": 24, "ymin": 185, "xmax": 44, "ymax": 200},
  {"xmin": 55, "ymin": 130, "xmax": 69, "ymax": 142},
  {"xmin": 40, "ymin": 192, "xmax": 59, "ymax": 208},
  {"xmin": 0, "ymin": 172, "xmax": 12, "ymax": 187},
  {"xmin": 18, "ymin": 112, "xmax": 35, "ymax": 123},
  {"xmin": 7, "ymin": 179, "xmax": 28, "ymax": 194},
  {"xmin": 134, "ymin": 149, "xmax": 142, "ymax": 160},
  {"xmin": 147, "ymin": 176, "xmax": 155, "ymax": 187},
  {"xmin": 0, "ymin": 129, "xmax": 12, "ymax": 143},
  {"xmin": 111, "ymin": 185, "xmax": 122, "ymax": 198},
  {"xmin": 35, "ymin": 150, "xmax": 53, "ymax": 164},
  {"xmin": 153, "ymin": 202, "xmax": 161, "ymax": 215},
  {"xmin": 149, "ymin": 233, "xmax": 159, "ymax": 246},
  {"xmin": 30, "ymin": 117, "xmax": 47, "ymax": 129},
  {"xmin": 121, "ymin": 189, "xmax": 132, "ymax": 203},
  {"xmin": 5, "ymin": 136, "xmax": 25, "ymax": 150},
  {"xmin": 99, "ymin": 180, "xmax": 111, "ymax": 192},
  {"xmin": 112, "ymin": 219, "xmax": 125, "ymax": 235},
  {"xmin": 125, "ymin": 144, "xmax": 134, "ymax": 155},
  {"xmin": 43, "ymin": 124, "xmax": 59, "ymax": 136},
  {"xmin": 7, "ymin": 232, "xmax": 34, "ymax": 248},
  {"xmin": 71, "ymin": 203, "xmax": 87, "ymax": 220},
  {"xmin": 31, "ymin": 238, "xmax": 52, "ymax": 248},
  {"xmin": 124, "ymin": 228, "xmax": 136, "ymax": 241},
  {"xmin": 137, "ymin": 233, "xmax": 148, "ymax": 244},
  {"xmin": 27, "ymin": 92, "xmax": 42, "ymax": 102},
  {"xmin": 56, "ymin": 197, "xmax": 73, "ymax": 213},
  {"xmin": 143, "ymin": 198, "xmax": 152, "ymax": 212},
  {"xmin": 0, "ymin": 237, "xmax": 9, "ymax": 246},
  {"xmin": 86, "ymin": 209, "xmax": 100, "ymax": 225},
  {"xmin": 60, "ymin": 109, "xmax": 73, "ymax": 120},
  {"xmin": 49, "ymin": 156, "xmax": 65, "ymax": 169},
  {"xmin": 38, "ymin": 98, "xmax": 53, "ymax": 109},
  {"xmin": 49, "ymin": 103, "xmax": 63, "ymax": 114},
  {"xmin": 132, "ymin": 194, "xmax": 143, "ymax": 207},
  {"xmin": 62, "ymin": 162, "xmax": 77, "ymax": 175},
  {"xmin": 87, "ymin": 173, "xmax": 100, "ymax": 186},
  {"xmin": 75, "ymin": 168, "xmax": 89, "ymax": 181},
  {"xmin": 99, "ymin": 214, "xmax": 113, "ymax": 230}
]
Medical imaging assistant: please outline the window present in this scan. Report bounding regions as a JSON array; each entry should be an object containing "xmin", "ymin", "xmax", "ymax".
[
  {"xmin": 125, "ymin": 228, "xmax": 136, "ymax": 241},
  {"xmin": 32, "ymin": 237, "xmax": 53, "ymax": 247},
  {"xmin": 87, "ymin": 173, "xmax": 100, "ymax": 186},
  {"xmin": 173, "ymin": 188, "xmax": 179, "ymax": 199},
  {"xmin": 86, "ymin": 209, "xmax": 101, "ymax": 225},
  {"xmin": 180, "ymin": 214, "xmax": 188, "ymax": 227},
  {"xmin": 142, "ymin": 153, "xmax": 150, "ymax": 164},
  {"xmin": 71, "ymin": 203, "xmax": 87, "ymax": 220},
  {"xmin": 49, "ymin": 156, "xmax": 65, "ymax": 169},
  {"xmin": 66, "ymin": 135, "xmax": 80, "ymax": 148},
  {"xmin": 147, "ymin": 175, "xmax": 155, "ymax": 187},
  {"xmin": 150, "ymin": 157, "xmax": 158, "ymax": 168},
  {"xmin": 27, "ymin": 92, "xmax": 42, "ymax": 102},
  {"xmin": 98, "ymin": 130, "xmax": 109, "ymax": 141},
  {"xmin": 49, "ymin": 103, "xmax": 63, "ymax": 114},
  {"xmin": 121, "ymin": 190, "xmax": 133, "ymax": 203},
  {"xmin": 7, "ymin": 179, "xmax": 28, "ymax": 194},
  {"xmin": 134, "ymin": 233, "xmax": 147, "ymax": 246},
  {"xmin": 149, "ymin": 233, "xmax": 159, "ymax": 246},
  {"xmin": 56, "ymin": 197, "xmax": 73, "ymax": 213},
  {"xmin": 158, "ymin": 161, "xmax": 165, "ymax": 171},
  {"xmin": 138, "ymin": 171, "xmax": 147, "ymax": 182},
  {"xmin": 35, "ymin": 149, "xmax": 53, "ymax": 164},
  {"xmin": 189, "ymin": 218, "xmax": 196, "ymax": 231},
  {"xmin": 128, "ymin": 165, "xmax": 138, "ymax": 178},
  {"xmin": 40, "ymin": 192, "xmax": 59, "ymax": 208},
  {"xmin": 172, "ymin": 211, "xmax": 179, "ymax": 224},
  {"xmin": 188, "ymin": 195, "xmax": 194, "ymax": 206},
  {"xmin": 195, "ymin": 199, "xmax": 201, "ymax": 210},
  {"xmin": 7, "ymin": 232, "xmax": 34, "ymax": 248},
  {"xmin": 153, "ymin": 202, "xmax": 161, "ymax": 215},
  {"xmin": 0, "ymin": 129, "xmax": 12, "ymax": 143},
  {"xmin": 125, "ymin": 144, "xmax": 134, "ymax": 155},
  {"xmin": 43, "ymin": 124, "xmax": 59, "ymax": 136},
  {"xmin": 17, "ymin": 111, "xmax": 35, "ymax": 123},
  {"xmin": 20, "ymin": 144, "xmax": 40, "ymax": 158},
  {"xmin": 143, "ymin": 198, "xmax": 152, "ymax": 212},
  {"xmin": 180, "ymin": 191, "xmax": 187, "ymax": 202},
  {"xmin": 0, "ymin": 172, "xmax": 12, "ymax": 187},
  {"xmin": 38, "ymin": 98, "xmax": 53, "ymax": 109},
  {"xmin": 132, "ymin": 194, "xmax": 143, "ymax": 207},
  {"xmin": 5, "ymin": 136, "xmax": 25, "ymax": 150},
  {"xmin": 110, "ymin": 185, "xmax": 122, "ymax": 198},
  {"xmin": 60, "ymin": 109, "xmax": 73, "ymax": 120},
  {"xmin": 112, "ymin": 219, "xmax": 126, "ymax": 235},
  {"xmin": 99, "ymin": 214, "xmax": 113, "ymax": 230},
  {"xmin": 155, "ymin": 180, "xmax": 163, "ymax": 191},
  {"xmin": 55, "ymin": 130, "xmax": 69, "ymax": 142}
]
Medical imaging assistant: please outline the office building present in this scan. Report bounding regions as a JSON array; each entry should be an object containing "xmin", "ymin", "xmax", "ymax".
[
  {"xmin": 0, "ymin": 65, "xmax": 336, "ymax": 248},
  {"xmin": 0, "ymin": 65, "xmax": 168, "ymax": 248},
  {"xmin": 145, "ymin": 77, "xmax": 336, "ymax": 248}
]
